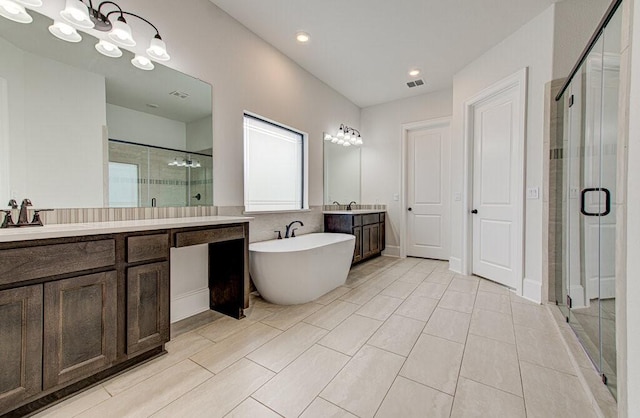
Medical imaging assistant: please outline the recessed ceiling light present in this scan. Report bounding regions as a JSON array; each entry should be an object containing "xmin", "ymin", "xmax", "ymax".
[
  {"xmin": 296, "ymin": 31, "xmax": 310, "ymax": 43},
  {"xmin": 408, "ymin": 68, "xmax": 421, "ymax": 77}
]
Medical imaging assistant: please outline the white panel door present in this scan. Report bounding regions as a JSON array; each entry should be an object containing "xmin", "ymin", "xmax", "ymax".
[
  {"xmin": 407, "ymin": 123, "xmax": 450, "ymax": 260},
  {"xmin": 471, "ymin": 85, "xmax": 522, "ymax": 288}
]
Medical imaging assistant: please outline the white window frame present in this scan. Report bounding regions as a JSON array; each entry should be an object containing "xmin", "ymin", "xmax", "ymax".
[{"xmin": 243, "ymin": 112, "xmax": 309, "ymax": 213}]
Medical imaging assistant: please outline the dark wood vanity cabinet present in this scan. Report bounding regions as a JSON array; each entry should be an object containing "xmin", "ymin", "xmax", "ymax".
[
  {"xmin": 43, "ymin": 271, "xmax": 118, "ymax": 389},
  {"xmin": 126, "ymin": 262, "xmax": 170, "ymax": 356},
  {"xmin": 324, "ymin": 212, "xmax": 386, "ymax": 264},
  {"xmin": 0, "ymin": 221, "xmax": 250, "ymax": 416},
  {"xmin": 0, "ymin": 285, "xmax": 43, "ymax": 412}
]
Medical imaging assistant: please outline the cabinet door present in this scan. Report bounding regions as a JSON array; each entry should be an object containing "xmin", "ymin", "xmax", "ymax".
[
  {"xmin": 127, "ymin": 262, "xmax": 169, "ymax": 355},
  {"xmin": 43, "ymin": 271, "xmax": 117, "ymax": 389},
  {"xmin": 352, "ymin": 226, "xmax": 362, "ymax": 263},
  {"xmin": 362, "ymin": 225, "xmax": 372, "ymax": 258},
  {"xmin": 0, "ymin": 286, "xmax": 42, "ymax": 413},
  {"xmin": 369, "ymin": 223, "xmax": 381, "ymax": 255}
]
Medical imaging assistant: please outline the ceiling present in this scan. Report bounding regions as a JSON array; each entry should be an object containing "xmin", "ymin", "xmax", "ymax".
[{"xmin": 210, "ymin": 0, "xmax": 558, "ymax": 108}]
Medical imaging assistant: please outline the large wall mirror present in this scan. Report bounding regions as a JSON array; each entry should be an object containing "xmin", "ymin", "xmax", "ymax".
[
  {"xmin": 323, "ymin": 139, "xmax": 361, "ymax": 205},
  {"xmin": 0, "ymin": 11, "xmax": 213, "ymax": 209}
]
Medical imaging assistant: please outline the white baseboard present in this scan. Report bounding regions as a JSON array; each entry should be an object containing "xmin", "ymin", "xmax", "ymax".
[
  {"xmin": 171, "ymin": 287, "xmax": 210, "ymax": 323},
  {"xmin": 382, "ymin": 245, "xmax": 400, "ymax": 257},
  {"xmin": 522, "ymin": 278, "xmax": 542, "ymax": 304},
  {"xmin": 449, "ymin": 257, "xmax": 462, "ymax": 274},
  {"xmin": 588, "ymin": 276, "xmax": 615, "ymax": 300},
  {"xmin": 569, "ymin": 284, "xmax": 586, "ymax": 308}
]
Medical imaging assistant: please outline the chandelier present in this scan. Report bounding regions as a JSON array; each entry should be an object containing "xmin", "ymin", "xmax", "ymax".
[
  {"xmin": 0, "ymin": 0, "xmax": 170, "ymax": 71},
  {"xmin": 324, "ymin": 124, "xmax": 363, "ymax": 147}
]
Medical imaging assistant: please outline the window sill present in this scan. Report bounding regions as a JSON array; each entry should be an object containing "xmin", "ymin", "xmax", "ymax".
[{"xmin": 243, "ymin": 209, "xmax": 312, "ymax": 215}]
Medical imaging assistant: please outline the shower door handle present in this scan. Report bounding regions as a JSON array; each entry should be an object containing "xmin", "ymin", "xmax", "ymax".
[{"xmin": 580, "ymin": 188, "xmax": 611, "ymax": 216}]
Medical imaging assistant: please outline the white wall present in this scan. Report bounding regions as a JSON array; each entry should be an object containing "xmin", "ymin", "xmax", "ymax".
[
  {"xmin": 361, "ymin": 90, "xmax": 453, "ymax": 254},
  {"xmin": 126, "ymin": 0, "xmax": 361, "ymax": 209},
  {"xmin": 450, "ymin": 6, "xmax": 555, "ymax": 301},
  {"xmin": 106, "ymin": 103, "xmax": 186, "ymax": 150},
  {"xmin": 553, "ymin": 0, "xmax": 612, "ymax": 79},
  {"xmin": 186, "ymin": 115, "xmax": 213, "ymax": 153},
  {"xmin": 0, "ymin": 38, "xmax": 106, "ymax": 208}
]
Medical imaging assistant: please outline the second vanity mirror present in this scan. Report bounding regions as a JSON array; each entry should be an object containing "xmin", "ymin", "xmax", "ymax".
[
  {"xmin": 0, "ymin": 10, "xmax": 213, "ymax": 209},
  {"xmin": 323, "ymin": 137, "xmax": 361, "ymax": 205}
]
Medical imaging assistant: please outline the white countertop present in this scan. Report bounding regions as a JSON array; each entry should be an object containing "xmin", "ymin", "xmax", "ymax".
[
  {"xmin": 323, "ymin": 210, "xmax": 385, "ymax": 215},
  {"xmin": 0, "ymin": 216, "xmax": 253, "ymax": 242}
]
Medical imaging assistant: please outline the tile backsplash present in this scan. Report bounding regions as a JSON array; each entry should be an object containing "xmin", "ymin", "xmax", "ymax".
[{"xmin": 34, "ymin": 206, "xmax": 218, "ymax": 225}]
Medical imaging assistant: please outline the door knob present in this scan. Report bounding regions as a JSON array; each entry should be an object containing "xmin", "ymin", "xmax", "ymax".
[
  {"xmin": 408, "ymin": 207, "xmax": 412, "ymax": 211},
  {"xmin": 471, "ymin": 209, "xmax": 478, "ymax": 214}
]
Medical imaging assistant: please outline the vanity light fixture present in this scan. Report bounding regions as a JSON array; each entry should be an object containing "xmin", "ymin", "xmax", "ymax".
[
  {"xmin": 95, "ymin": 39, "xmax": 122, "ymax": 57},
  {"xmin": 324, "ymin": 124, "xmax": 363, "ymax": 146},
  {"xmin": 0, "ymin": 0, "xmax": 171, "ymax": 71},
  {"xmin": 49, "ymin": 20, "xmax": 82, "ymax": 42},
  {"xmin": 0, "ymin": 0, "xmax": 33, "ymax": 24},
  {"xmin": 169, "ymin": 157, "xmax": 201, "ymax": 168},
  {"xmin": 131, "ymin": 54, "xmax": 154, "ymax": 71}
]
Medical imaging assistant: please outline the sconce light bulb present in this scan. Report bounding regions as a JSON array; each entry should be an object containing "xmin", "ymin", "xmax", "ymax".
[
  {"xmin": 49, "ymin": 20, "xmax": 82, "ymax": 42},
  {"xmin": 0, "ymin": 0, "xmax": 32, "ymax": 23}
]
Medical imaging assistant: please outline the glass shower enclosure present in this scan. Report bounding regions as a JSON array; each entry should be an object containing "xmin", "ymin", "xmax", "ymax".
[
  {"xmin": 108, "ymin": 140, "xmax": 213, "ymax": 208},
  {"xmin": 555, "ymin": 2, "xmax": 621, "ymax": 398}
]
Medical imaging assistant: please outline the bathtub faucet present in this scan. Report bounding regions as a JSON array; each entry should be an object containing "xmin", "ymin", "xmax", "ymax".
[{"xmin": 285, "ymin": 220, "xmax": 304, "ymax": 238}]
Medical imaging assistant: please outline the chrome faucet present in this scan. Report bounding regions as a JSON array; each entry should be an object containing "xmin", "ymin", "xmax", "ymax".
[
  {"xmin": 347, "ymin": 201, "xmax": 357, "ymax": 210},
  {"xmin": 285, "ymin": 220, "xmax": 304, "ymax": 238}
]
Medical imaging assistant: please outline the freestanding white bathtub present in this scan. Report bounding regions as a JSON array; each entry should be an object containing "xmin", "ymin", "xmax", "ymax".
[{"xmin": 249, "ymin": 233, "xmax": 355, "ymax": 305}]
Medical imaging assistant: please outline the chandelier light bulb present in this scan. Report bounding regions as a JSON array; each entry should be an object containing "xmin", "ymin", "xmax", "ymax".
[
  {"xmin": 109, "ymin": 17, "xmax": 136, "ymax": 47},
  {"xmin": 336, "ymin": 127, "xmax": 345, "ymax": 139},
  {"xmin": 49, "ymin": 20, "xmax": 82, "ymax": 42},
  {"xmin": 0, "ymin": 0, "xmax": 33, "ymax": 23},
  {"xmin": 147, "ymin": 36, "xmax": 170, "ymax": 61},
  {"xmin": 60, "ymin": 0, "xmax": 94, "ymax": 29},
  {"xmin": 95, "ymin": 39, "xmax": 122, "ymax": 57},
  {"xmin": 331, "ymin": 137, "xmax": 339, "ymax": 143},
  {"xmin": 343, "ymin": 141, "xmax": 351, "ymax": 147},
  {"xmin": 131, "ymin": 54, "xmax": 154, "ymax": 70},
  {"xmin": 324, "ymin": 133, "xmax": 332, "ymax": 141},
  {"xmin": 356, "ymin": 136, "xmax": 363, "ymax": 145}
]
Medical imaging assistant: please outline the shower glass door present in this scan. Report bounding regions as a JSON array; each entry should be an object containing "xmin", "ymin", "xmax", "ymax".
[{"xmin": 560, "ymin": 5, "xmax": 620, "ymax": 398}]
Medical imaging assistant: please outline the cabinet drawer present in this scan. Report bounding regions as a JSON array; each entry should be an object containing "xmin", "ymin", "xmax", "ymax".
[
  {"xmin": 353, "ymin": 215, "xmax": 362, "ymax": 227},
  {"xmin": 127, "ymin": 234, "xmax": 169, "ymax": 263},
  {"xmin": 362, "ymin": 213, "xmax": 380, "ymax": 225},
  {"xmin": 174, "ymin": 226, "xmax": 244, "ymax": 247},
  {"xmin": 0, "ymin": 240, "xmax": 115, "ymax": 286}
]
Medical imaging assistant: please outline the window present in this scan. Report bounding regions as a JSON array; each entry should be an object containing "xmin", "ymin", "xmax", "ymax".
[
  {"xmin": 243, "ymin": 113, "xmax": 308, "ymax": 212},
  {"xmin": 108, "ymin": 162, "xmax": 139, "ymax": 207}
]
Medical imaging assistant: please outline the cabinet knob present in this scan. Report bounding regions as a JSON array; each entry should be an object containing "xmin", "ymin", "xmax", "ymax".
[
  {"xmin": 471, "ymin": 209, "xmax": 478, "ymax": 214},
  {"xmin": 407, "ymin": 207, "xmax": 412, "ymax": 211}
]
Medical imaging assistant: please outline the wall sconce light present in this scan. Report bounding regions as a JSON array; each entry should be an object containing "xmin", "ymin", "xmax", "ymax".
[
  {"xmin": 324, "ymin": 124, "xmax": 363, "ymax": 146},
  {"xmin": 0, "ymin": 0, "xmax": 170, "ymax": 71}
]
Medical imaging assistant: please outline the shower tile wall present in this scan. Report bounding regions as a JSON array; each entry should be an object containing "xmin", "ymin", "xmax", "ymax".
[{"xmin": 546, "ymin": 79, "xmax": 566, "ymax": 303}]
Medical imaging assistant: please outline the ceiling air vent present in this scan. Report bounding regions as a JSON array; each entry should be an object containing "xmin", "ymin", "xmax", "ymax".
[
  {"xmin": 169, "ymin": 90, "xmax": 190, "ymax": 99},
  {"xmin": 406, "ymin": 79, "xmax": 425, "ymax": 88}
]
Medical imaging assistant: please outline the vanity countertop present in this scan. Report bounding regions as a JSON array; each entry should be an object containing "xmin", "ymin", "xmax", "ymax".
[
  {"xmin": 0, "ymin": 216, "xmax": 253, "ymax": 242},
  {"xmin": 323, "ymin": 210, "xmax": 385, "ymax": 215}
]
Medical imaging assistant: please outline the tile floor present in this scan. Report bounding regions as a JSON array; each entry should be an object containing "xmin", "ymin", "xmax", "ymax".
[{"xmin": 36, "ymin": 256, "xmax": 605, "ymax": 418}]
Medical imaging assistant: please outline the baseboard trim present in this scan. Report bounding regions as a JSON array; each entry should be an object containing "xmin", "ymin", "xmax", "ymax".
[
  {"xmin": 171, "ymin": 287, "xmax": 210, "ymax": 323},
  {"xmin": 382, "ymin": 245, "xmax": 400, "ymax": 257},
  {"xmin": 522, "ymin": 278, "xmax": 542, "ymax": 303},
  {"xmin": 449, "ymin": 257, "xmax": 462, "ymax": 274}
]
